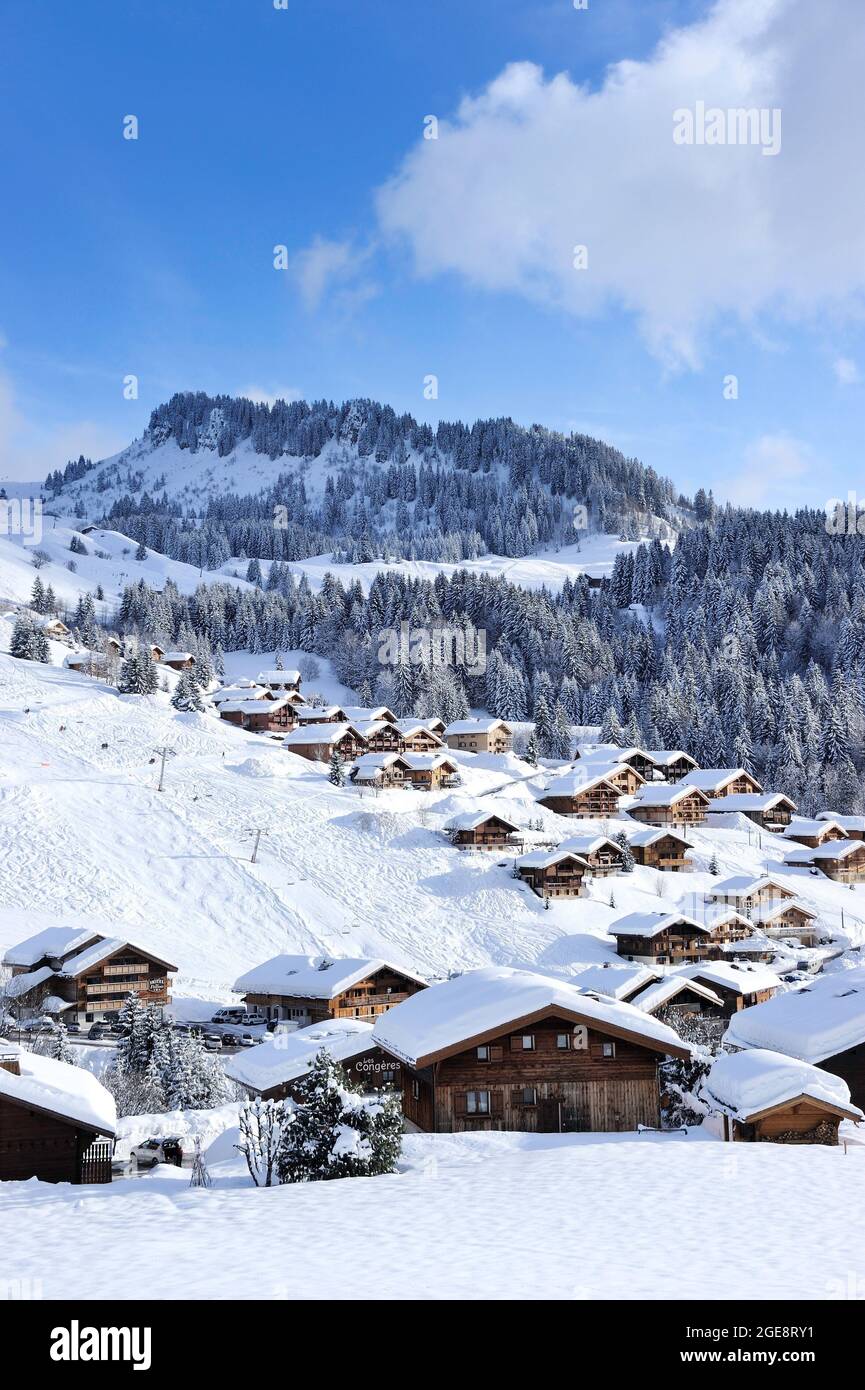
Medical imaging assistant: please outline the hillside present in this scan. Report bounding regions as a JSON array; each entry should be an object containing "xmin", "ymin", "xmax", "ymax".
[{"xmin": 2, "ymin": 625, "xmax": 863, "ymax": 1015}]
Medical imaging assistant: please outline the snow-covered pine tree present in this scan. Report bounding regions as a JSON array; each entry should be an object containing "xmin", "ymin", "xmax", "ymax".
[
  {"xmin": 45, "ymin": 1019, "xmax": 76, "ymax": 1065},
  {"xmin": 10, "ymin": 615, "xmax": 40, "ymax": 661},
  {"xmin": 329, "ymin": 748, "xmax": 345, "ymax": 786},
  {"xmin": 276, "ymin": 1049, "xmax": 402, "ymax": 1184},
  {"xmin": 524, "ymin": 731, "xmax": 539, "ymax": 767},
  {"xmin": 171, "ymin": 670, "xmax": 205, "ymax": 712},
  {"xmin": 614, "ymin": 830, "xmax": 635, "ymax": 873}
]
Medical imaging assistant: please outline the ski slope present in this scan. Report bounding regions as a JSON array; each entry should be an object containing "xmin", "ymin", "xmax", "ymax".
[{"xmin": 1, "ymin": 632, "xmax": 864, "ymax": 1011}]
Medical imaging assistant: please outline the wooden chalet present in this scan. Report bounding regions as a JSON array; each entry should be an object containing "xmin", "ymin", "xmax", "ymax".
[
  {"xmin": 725, "ymin": 966, "xmax": 865, "ymax": 1108},
  {"xmin": 627, "ymin": 783, "xmax": 710, "ymax": 826},
  {"xmin": 570, "ymin": 964, "xmax": 661, "ymax": 1004},
  {"xmin": 443, "ymin": 718, "xmax": 513, "ymax": 755},
  {"xmin": 445, "ymin": 810, "xmax": 521, "ymax": 849},
  {"xmin": 2, "ymin": 926, "xmax": 176, "ymax": 1025},
  {"xmin": 784, "ymin": 818, "xmax": 848, "ymax": 849},
  {"xmin": 281, "ymin": 722, "xmax": 366, "ymax": 763},
  {"xmin": 630, "ymin": 975, "xmax": 725, "ymax": 1020},
  {"xmin": 683, "ymin": 768, "xmax": 764, "ymax": 799},
  {"xmin": 0, "ymin": 1041, "xmax": 116, "ymax": 1184},
  {"xmin": 211, "ymin": 678, "xmax": 272, "ymax": 705},
  {"xmin": 689, "ymin": 961, "xmax": 780, "ymax": 1016},
  {"xmin": 349, "ymin": 752, "xmax": 411, "ymax": 788},
  {"xmin": 293, "ymin": 704, "xmax": 349, "ymax": 725},
  {"xmin": 536, "ymin": 772, "xmax": 622, "ymax": 819},
  {"xmin": 341, "ymin": 705, "xmax": 400, "ymax": 725},
  {"xmin": 558, "ymin": 833, "xmax": 626, "ymax": 876},
  {"xmin": 224, "ymin": 1019, "xmax": 401, "ymax": 1102},
  {"xmin": 610, "ymin": 909, "xmax": 757, "ymax": 965},
  {"xmin": 640, "ymin": 749, "xmax": 700, "ymax": 783},
  {"xmin": 352, "ymin": 720, "xmax": 405, "ymax": 754},
  {"xmin": 707, "ymin": 792, "xmax": 797, "ymax": 831},
  {"xmin": 34, "ymin": 615, "xmax": 71, "ymax": 643},
  {"xmin": 218, "ymin": 696, "xmax": 296, "ymax": 734},
  {"xmin": 233, "ymin": 955, "xmax": 427, "ymax": 1026},
  {"xmin": 160, "ymin": 650, "xmax": 195, "ymax": 671},
  {"xmin": 393, "ymin": 721, "xmax": 445, "ymax": 753},
  {"xmin": 785, "ymin": 839, "xmax": 865, "ymax": 882},
  {"xmin": 586, "ymin": 761, "xmax": 645, "ymax": 795},
  {"xmin": 372, "ymin": 967, "xmax": 689, "ymax": 1134},
  {"xmin": 400, "ymin": 753, "xmax": 460, "ymax": 791},
  {"xmin": 256, "ymin": 668, "xmax": 302, "ymax": 694},
  {"xmin": 706, "ymin": 1049, "xmax": 863, "ymax": 1145},
  {"xmin": 625, "ymin": 827, "xmax": 692, "ymax": 871},
  {"xmin": 755, "ymin": 899, "xmax": 822, "ymax": 945},
  {"xmin": 514, "ymin": 849, "xmax": 591, "ymax": 899},
  {"xmin": 816, "ymin": 813, "xmax": 865, "ymax": 842},
  {"xmin": 706, "ymin": 874, "xmax": 798, "ymax": 917}
]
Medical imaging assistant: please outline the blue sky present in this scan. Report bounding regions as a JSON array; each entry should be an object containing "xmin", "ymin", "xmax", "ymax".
[{"xmin": 2, "ymin": 0, "xmax": 862, "ymax": 508}]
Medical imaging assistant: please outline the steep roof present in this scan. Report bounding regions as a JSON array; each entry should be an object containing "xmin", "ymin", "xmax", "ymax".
[
  {"xmin": 233, "ymin": 954, "xmax": 426, "ymax": 999},
  {"xmin": 3, "ymin": 925, "xmax": 98, "ymax": 969},
  {"xmin": 625, "ymin": 826, "xmax": 693, "ymax": 848},
  {"xmin": 371, "ymin": 966, "xmax": 689, "ymax": 1067},
  {"xmin": 558, "ymin": 833, "xmax": 622, "ymax": 856},
  {"xmin": 631, "ymin": 783, "xmax": 709, "ymax": 807},
  {"xmin": 631, "ymin": 975, "xmax": 723, "ymax": 1014},
  {"xmin": 708, "ymin": 874, "xmax": 796, "ymax": 899},
  {"xmin": 705, "ymin": 1048, "xmax": 863, "ymax": 1123},
  {"xmin": 724, "ymin": 968, "xmax": 865, "ymax": 1062},
  {"xmin": 0, "ymin": 1042, "xmax": 116, "ymax": 1136},
  {"xmin": 444, "ymin": 809, "xmax": 520, "ymax": 833},
  {"xmin": 681, "ymin": 768, "xmax": 761, "ymax": 793}
]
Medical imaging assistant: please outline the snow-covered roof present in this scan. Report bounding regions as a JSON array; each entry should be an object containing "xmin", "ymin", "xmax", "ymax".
[
  {"xmin": 58, "ymin": 936, "xmax": 176, "ymax": 978},
  {"xmin": 0, "ymin": 1042, "xmax": 116, "ymax": 1135},
  {"xmin": 233, "ymin": 954, "xmax": 426, "ymax": 999},
  {"xmin": 294, "ymin": 705, "xmax": 347, "ymax": 721},
  {"xmin": 219, "ymin": 697, "xmax": 291, "ymax": 715},
  {"xmin": 625, "ymin": 826, "xmax": 693, "ymax": 848},
  {"xmin": 161, "ymin": 651, "xmax": 194, "ymax": 662},
  {"xmin": 783, "ymin": 818, "xmax": 844, "ymax": 839},
  {"xmin": 256, "ymin": 669, "xmax": 301, "ymax": 685},
  {"xmin": 4, "ymin": 965, "xmax": 56, "ymax": 997},
  {"xmin": 515, "ymin": 848, "xmax": 591, "ymax": 871},
  {"xmin": 400, "ymin": 752, "xmax": 456, "ymax": 771},
  {"xmin": 540, "ymin": 771, "xmax": 621, "ymax": 798},
  {"xmin": 687, "ymin": 960, "xmax": 781, "ymax": 996},
  {"xmin": 211, "ymin": 682, "xmax": 270, "ymax": 704},
  {"xmin": 631, "ymin": 975, "xmax": 723, "ymax": 1014},
  {"xmin": 558, "ymin": 833, "xmax": 621, "ymax": 856},
  {"xmin": 707, "ymin": 793, "xmax": 796, "ymax": 813},
  {"xmin": 571, "ymin": 964, "xmax": 660, "ymax": 1000},
  {"xmin": 445, "ymin": 809, "xmax": 520, "ymax": 832},
  {"xmin": 575, "ymin": 758, "xmax": 645, "ymax": 786},
  {"xmin": 724, "ymin": 968, "xmax": 865, "ymax": 1062},
  {"xmin": 640, "ymin": 749, "xmax": 696, "ymax": 766},
  {"xmin": 608, "ymin": 910, "xmax": 710, "ymax": 939},
  {"xmin": 282, "ymin": 722, "xmax": 363, "ymax": 747},
  {"xmin": 341, "ymin": 706, "xmax": 397, "ymax": 722},
  {"xmin": 630, "ymin": 783, "xmax": 708, "ymax": 807},
  {"xmin": 679, "ymin": 768, "xmax": 758, "ymax": 793},
  {"xmin": 708, "ymin": 874, "xmax": 795, "ymax": 899},
  {"xmin": 817, "ymin": 813, "xmax": 865, "ymax": 833},
  {"xmin": 392, "ymin": 719, "xmax": 443, "ymax": 740},
  {"xmin": 371, "ymin": 966, "xmax": 689, "ymax": 1068},
  {"xmin": 757, "ymin": 898, "xmax": 818, "ymax": 924},
  {"xmin": 443, "ymin": 718, "xmax": 510, "ymax": 735},
  {"xmin": 786, "ymin": 839, "xmax": 865, "ymax": 863},
  {"xmin": 351, "ymin": 752, "xmax": 407, "ymax": 775},
  {"xmin": 3, "ymin": 925, "xmax": 98, "ymax": 969},
  {"xmin": 705, "ymin": 1048, "xmax": 862, "ymax": 1122},
  {"xmin": 224, "ymin": 1018, "xmax": 377, "ymax": 1094}
]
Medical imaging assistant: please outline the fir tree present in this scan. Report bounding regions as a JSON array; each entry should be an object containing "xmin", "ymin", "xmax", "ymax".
[
  {"xmin": 277, "ymin": 1050, "xmax": 402, "ymax": 1184},
  {"xmin": 329, "ymin": 748, "xmax": 345, "ymax": 787}
]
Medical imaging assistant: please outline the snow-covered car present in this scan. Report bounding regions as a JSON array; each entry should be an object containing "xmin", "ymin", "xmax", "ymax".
[{"xmin": 131, "ymin": 1136, "xmax": 184, "ymax": 1167}]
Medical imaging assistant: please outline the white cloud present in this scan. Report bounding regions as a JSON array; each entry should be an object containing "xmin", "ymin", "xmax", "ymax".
[
  {"xmin": 237, "ymin": 385, "xmax": 304, "ymax": 408},
  {"xmin": 291, "ymin": 236, "xmax": 377, "ymax": 314},
  {"xmin": 833, "ymin": 356, "xmax": 860, "ymax": 385},
  {"xmin": 375, "ymin": 0, "xmax": 865, "ymax": 369},
  {"xmin": 724, "ymin": 432, "xmax": 813, "ymax": 507}
]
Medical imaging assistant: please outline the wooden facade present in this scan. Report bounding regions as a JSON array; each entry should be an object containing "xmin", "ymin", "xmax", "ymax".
[
  {"xmin": 537, "ymin": 779, "xmax": 621, "ymax": 819},
  {"xmin": 219, "ymin": 702, "xmax": 295, "ymax": 734},
  {"xmin": 0, "ymin": 1054, "xmax": 113, "ymax": 1185},
  {"xmin": 628, "ymin": 832, "xmax": 692, "ymax": 871},
  {"xmin": 628, "ymin": 788, "xmax": 709, "ymax": 826},
  {"xmin": 8, "ymin": 939, "xmax": 175, "ymax": 1024},
  {"xmin": 810, "ymin": 1042, "xmax": 865, "ymax": 1112},
  {"xmin": 722, "ymin": 1096, "xmax": 853, "ymax": 1145},
  {"xmin": 598, "ymin": 764, "xmax": 645, "ymax": 795},
  {"xmin": 515, "ymin": 853, "xmax": 589, "ymax": 899},
  {"xmin": 241, "ymin": 964, "xmax": 426, "ymax": 1026},
  {"xmin": 393, "ymin": 1012, "xmax": 687, "ymax": 1135},
  {"xmin": 615, "ymin": 916, "xmax": 754, "ymax": 965},
  {"xmin": 690, "ymin": 976, "xmax": 777, "ymax": 1017},
  {"xmin": 283, "ymin": 727, "xmax": 366, "ymax": 763},
  {"xmin": 402, "ymin": 758, "xmax": 459, "ymax": 791},
  {"xmin": 449, "ymin": 814, "xmax": 519, "ymax": 850},
  {"xmin": 444, "ymin": 722, "xmax": 513, "ymax": 754},
  {"xmin": 785, "ymin": 822, "xmax": 847, "ymax": 849},
  {"xmin": 813, "ymin": 844, "xmax": 865, "ymax": 881}
]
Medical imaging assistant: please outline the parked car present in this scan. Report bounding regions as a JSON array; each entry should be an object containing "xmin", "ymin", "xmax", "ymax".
[
  {"xmin": 220, "ymin": 1031, "xmax": 238, "ymax": 1045},
  {"xmin": 238, "ymin": 1033, "xmax": 260, "ymax": 1047},
  {"xmin": 131, "ymin": 1136, "xmax": 184, "ymax": 1168},
  {"xmin": 65, "ymin": 1021, "xmax": 81, "ymax": 1034},
  {"xmin": 211, "ymin": 1007, "xmax": 245, "ymax": 1024},
  {"xmin": 241, "ymin": 1013, "xmax": 267, "ymax": 1027},
  {"xmin": 87, "ymin": 1023, "xmax": 107, "ymax": 1039}
]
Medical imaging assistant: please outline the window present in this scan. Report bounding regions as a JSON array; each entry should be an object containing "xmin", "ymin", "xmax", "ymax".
[
  {"xmin": 556, "ymin": 1033, "xmax": 571, "ymax": 1050},
  {"xmin": 518, "ymin": 1087, "xmax": 537, "ymax": 1106},
  {"xmin": 382, "ymin": 1070, "xmax": 397, "ymax": 1086},
  {"xmin": 466, "ymin": 1090, "xmax": 490, "ymax": 1115},
  {"xmin": 521, "ymin": 1035, "xmax": 535, "ymax": 1051},
  {"xmin": 602, "ymin": 1041, "xmax": 616, "ymax": 1059},
  {"xmin": 412, "ymin": 1080, "xmax": 421, "ymax": 1100},
  {"xmin": 477, "ymin": 1045, "xmax": 490, "ymax": 1061}
]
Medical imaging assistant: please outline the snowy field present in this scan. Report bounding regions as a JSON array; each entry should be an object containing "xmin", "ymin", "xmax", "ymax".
[{"xmin": 4, "ymin": 1124, "xmax": 865, "ymax": 1301}]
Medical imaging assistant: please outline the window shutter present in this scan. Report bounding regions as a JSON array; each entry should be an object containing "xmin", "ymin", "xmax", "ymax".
[
  {"xmin": 490, "ymin": 1089, "xmax": 504, "ymax": 1115},
  {"xmin": 455, "ymin": 1090, "xmax": 468, "ymax": 1115},
  {"xmin": 509, "ymin": 1035, "xmax": 522, "ymax": 1052},
  {"xmin": 489, "ymin": 1044, "xmax": 503, "ymax": 1062}
]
